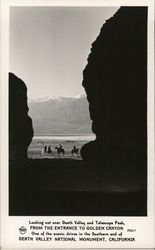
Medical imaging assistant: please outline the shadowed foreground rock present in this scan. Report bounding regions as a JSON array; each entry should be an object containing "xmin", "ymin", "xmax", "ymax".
[
  {"xmin": 81, "ymin": 7, "xmax": 147, "ymax": 188},
  {"xmin": 9, "ymin": 73, "xmax": 34, "ymax": 161},
  {"xmin": 9, "ymin": 159, "xmax": 146, "ymax": 216}
]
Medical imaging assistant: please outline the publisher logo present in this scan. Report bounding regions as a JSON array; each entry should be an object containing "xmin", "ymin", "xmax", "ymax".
[{"xmin": 19, "ymin": 226, "xmax": 27, "ymax": 234}]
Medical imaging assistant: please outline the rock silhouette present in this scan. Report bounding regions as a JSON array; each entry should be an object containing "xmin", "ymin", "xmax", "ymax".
[
  {"xmin": 9, "ymin": 73, "xmax": 34, "ymax": 161},
  {"xmin": 81, "ymin": 7, "xmax": 147, "ymax": 186}
]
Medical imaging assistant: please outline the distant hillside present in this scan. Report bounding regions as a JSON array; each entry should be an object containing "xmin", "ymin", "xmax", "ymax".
[{"xmin": 28, "ymin": 95, "xmax": 92, "ymax": 135}]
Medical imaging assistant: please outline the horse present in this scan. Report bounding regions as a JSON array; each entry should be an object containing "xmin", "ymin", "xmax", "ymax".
[
  {"xmin": 55, "ymin": 146, "xmax": 65, "ymax": 157},
  {"xmin": 47, "ymin": 145, "xmax": 52, "ymax": 156},
  {"xmin": 42, "ymin": 145, "xmax": 47, "ymax": 156},
  {"xmin": 71, "ymin": 147, "xmax": 79, "ymax": 156}
]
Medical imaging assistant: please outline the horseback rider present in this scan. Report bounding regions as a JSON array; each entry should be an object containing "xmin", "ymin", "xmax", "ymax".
[
  {"xmin": 44, "ymin": 145, "xmax": 47, "ymax": 153},
  {"xmin": 55, "ymin": 144, "xmax": 65, "ymax": 156},
  {"xmin": 71, "ymin": 145, "xmax": 79, "ymax": 156},
  {"xmin": 47, "ymin": 145, "xmax": 52, "ymax": 154}
]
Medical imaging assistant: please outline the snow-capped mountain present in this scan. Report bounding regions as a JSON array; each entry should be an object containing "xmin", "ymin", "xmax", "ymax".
[
  {"xmin": 29, "ymin": 95, "xmax": 61, "ymax": 103},
  {"xmin": 28, "ymin": 94, "xmax": 92, "ymax": 134},
  {"xmin": 72, "ymin": 93, "xmax": 86, "ymax": 99},
  {"xmin": 28, "ymin": 94, "xmax": 86, "ymax": 103}
]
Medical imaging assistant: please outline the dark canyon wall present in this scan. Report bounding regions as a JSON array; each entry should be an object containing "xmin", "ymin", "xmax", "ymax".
[
  {"xmin": 81, "ymin": 7, "xmax": 147, "ymax": 185},
  {"xmin": 9, "ymin": 73, "xmax": 34, "ymax": 161}
]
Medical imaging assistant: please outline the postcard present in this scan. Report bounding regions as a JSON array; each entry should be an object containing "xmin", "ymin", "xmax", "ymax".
[{"xmin": 0, "ymin": 0, "xmax": 154, "ymax": 248}]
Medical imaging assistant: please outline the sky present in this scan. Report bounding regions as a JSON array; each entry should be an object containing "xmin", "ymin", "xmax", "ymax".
[{"xmin": 9, "ymin": 6, "xmax": 119, "ymax": 100}]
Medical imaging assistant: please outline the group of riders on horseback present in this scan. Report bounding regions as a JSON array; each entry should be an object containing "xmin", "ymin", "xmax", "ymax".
[{"xmin": 42, "ymin": 144, "xmax": 79, "ymax": 157}]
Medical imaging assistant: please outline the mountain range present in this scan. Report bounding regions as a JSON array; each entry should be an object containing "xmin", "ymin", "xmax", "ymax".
[{"xmin": 28, "ymin": 95, "xmax": 92, "ymax": 135}]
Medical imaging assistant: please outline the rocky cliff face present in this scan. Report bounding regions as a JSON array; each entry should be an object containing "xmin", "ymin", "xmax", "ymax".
[
  {"xmin": 9, "ymin": 73, "xmax": 34, "ymax": 161},
  {"xmin": 81, "ymin": 7, "xmax": 147, "ymax": 187}
]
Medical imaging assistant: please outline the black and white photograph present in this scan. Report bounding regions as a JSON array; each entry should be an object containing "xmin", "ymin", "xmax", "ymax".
[
  {"xmin": 0, "ymin": 0, "xmax": 154, "ymax": 248},
  {"xmin": 9, "ymin": 5, "xmax": 148, "ymax": 216}
]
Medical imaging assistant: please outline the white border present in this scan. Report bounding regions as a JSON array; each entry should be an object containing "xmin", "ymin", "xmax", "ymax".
[{"xmin": 0, "ymin": 0, "xmax": 154, "ymax": 248}]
